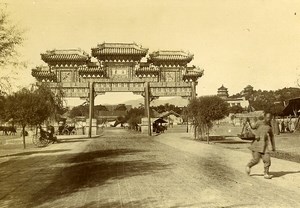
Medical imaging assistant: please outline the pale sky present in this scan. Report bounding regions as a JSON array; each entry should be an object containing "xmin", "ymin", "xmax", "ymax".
[{"xmin": 4, "ymin": 0, "xmax": 300, "ymax": 105}]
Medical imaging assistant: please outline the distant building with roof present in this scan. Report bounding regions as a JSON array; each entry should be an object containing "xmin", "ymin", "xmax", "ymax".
[
  {"xmin": 96, "ymin": 104, "xmax": 132, "ymax": 123},
  {"xmin": 217, "ymin": 85, "xmax": 229, "ymax": 99},
  {"xmin": 217, "ymin": 85, "xmax": 249, "ymax": 108},
  {"xmin": 283, "ymin": 97, "xmax": 300, "ymax": 116},
  {"xmin": 243, "ymin": 85, "xmax": 254, "ymax": 95},
  {"xmin": 158, "ymin": 110, "xmax": 183, "ymax": 125}
]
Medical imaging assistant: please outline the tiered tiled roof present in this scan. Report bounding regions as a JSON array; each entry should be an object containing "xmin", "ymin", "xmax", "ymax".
[
  {"xmin": 135, "ymin": 63, "xmax": 160, "ymax": 76},
  {"xmin": 217, "ymin": 85, "xmax": 229, "ymax": 98},
  {"xmin": 149, "ymin": 50, "xmax": 193, "ymax": 65},
  {"xmin": 78, "ymin": 62, "xmax": 106, "ymax": 77},
  {"xmin": 183, "ymin": 66, "xmax": 204, "ymax": 81},
  {"xmin": 218, "ymin": 85, "xmax": 228, "ymax": 91},
  {"xmin": 31, "ymin": 66, "xmax": 57, "ymax": 82},
  {"xmin": 41, "ymin": 49, "xmax": 90, "ymax": 64},
  {"xmin": 91, "ymin": 43, "xmax": 148, "ymax": 60}
]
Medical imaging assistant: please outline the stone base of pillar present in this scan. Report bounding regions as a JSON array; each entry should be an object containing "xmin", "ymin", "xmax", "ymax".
[
  {"xmin": 141, "ymin": 117, "xmax": 155, "ymax": 134},
  {"xmin": 141, "ymin": 117, "xmax": 148, "ymax": 134},
  {"xmin": 141, "ymin": 125, "xmax": 149, "ymax": 134},
  {"xmin": 85, "ymin": 118, "xmax": 97, "ymax": 135}
]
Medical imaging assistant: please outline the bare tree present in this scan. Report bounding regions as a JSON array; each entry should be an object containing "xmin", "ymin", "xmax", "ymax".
[{"xmin": 0, "ymin": 4, "xmax": 24, "ymax": 94}]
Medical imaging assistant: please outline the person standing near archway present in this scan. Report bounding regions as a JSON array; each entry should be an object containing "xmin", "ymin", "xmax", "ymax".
[{"xmin": 245, "ymin": 113, "xmax": 276, "ymax": 179}]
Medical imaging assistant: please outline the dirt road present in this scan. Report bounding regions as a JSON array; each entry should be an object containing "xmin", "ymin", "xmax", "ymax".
[{"xmin": 0, "ymin": 128, "xmax": 299, "ymax": 208}]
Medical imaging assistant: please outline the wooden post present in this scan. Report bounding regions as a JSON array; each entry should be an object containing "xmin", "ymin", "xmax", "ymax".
[
  {"xmin": 186, "ymin": 116, "xmax": 189, "ymax": 133},
  {"xmin": 22, "ymin": 126, "xmax": 26, "ymax": 149},
  {"xmin": 194, "ymin": 123, "xmax": 197, "ymax": 139},
  {"xmin": 88, "ymin": 82, "xmax": 94, "ymax": 138},
  {"xmin": 144, "ymin": 82, "xmax": 151, "ymax": 136},
  {"xmin": 207, "ymin": 127, "xmax": 210, "ymax": 144}
]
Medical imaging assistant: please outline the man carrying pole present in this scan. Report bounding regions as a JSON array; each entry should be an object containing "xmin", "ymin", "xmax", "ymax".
[{"xmin": 245, "ymin": 112, "xmax": 276, "ymax": 179}]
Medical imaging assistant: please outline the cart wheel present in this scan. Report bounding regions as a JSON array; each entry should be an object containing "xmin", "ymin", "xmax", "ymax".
[
  {"xmin": 32, "ymin": 136, "xmax": 48, "ymax": 147},
  {"xmin": 32, "ymin": 133, "xmax": 40, "ymax": 146},
  {"xmin": 62, "ymin": 129, "xmax": 69, "ymax": 135},
  {"xmin": 39, "ymin": 137, "xmax": 49, "ymax": 147},
  {"xmin": 70, "ymin": 129, "xmax": 76, "ymax": 135}
]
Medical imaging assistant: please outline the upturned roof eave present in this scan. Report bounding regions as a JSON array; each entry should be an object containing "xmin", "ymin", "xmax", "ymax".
[{"xmin": 91, "ymin": 42, "xmax": 148, "ymax": 57}]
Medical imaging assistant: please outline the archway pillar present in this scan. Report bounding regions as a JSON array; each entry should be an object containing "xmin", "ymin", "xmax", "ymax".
[
  {"xmin": 144, "ymin": 82, "xmax": 152, "ymax": 136},
  {"xmin": 88, "ymin": 82, "xmax": 95, "ymax": 138}
]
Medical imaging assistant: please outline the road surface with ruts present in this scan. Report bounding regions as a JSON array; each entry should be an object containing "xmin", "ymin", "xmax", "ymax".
[{"xmin": 0, "ymin": 128, "xmax": 299, "ymax": 208}]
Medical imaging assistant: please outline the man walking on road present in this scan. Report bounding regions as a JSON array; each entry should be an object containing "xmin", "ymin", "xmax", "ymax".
[{"xmin": 246, "ymin": 113, "xmax": 276, "ymax": 179}]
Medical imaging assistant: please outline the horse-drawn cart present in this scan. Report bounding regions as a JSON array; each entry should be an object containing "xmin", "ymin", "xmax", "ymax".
[
  {"xmin": 58, "ymin": 123, "xmax": 76, "ymax": 135},
  {"xmin": 32, "ymin": 125, "xmax": 58, "ymax": 147}
]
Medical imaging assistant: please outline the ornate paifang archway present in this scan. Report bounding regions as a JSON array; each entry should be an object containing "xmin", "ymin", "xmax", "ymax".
[{"xmin": 32, "ymin": 42, "xmax": 203, "ymax": 136}]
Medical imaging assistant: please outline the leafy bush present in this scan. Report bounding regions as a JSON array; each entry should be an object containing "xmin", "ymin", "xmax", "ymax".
[{"xmin": 187, "ymin": 96, "xmax": 229, "ymax": 142}]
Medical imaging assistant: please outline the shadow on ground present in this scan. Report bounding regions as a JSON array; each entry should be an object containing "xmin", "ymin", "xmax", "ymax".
[
  {"xmin": 251, "ymin": 171, "xmax": 300, "ymax": 178},
  {"xmin": 0, "ymin": 149, "xmax": 70, "ymax": 158},
  {"xmin": 75, "ymin": 200, "xmax": 216, "ymax": 208},
  {"xmin": 58, "ymin": 139, "xmax": 89, "ymax": 143},
  {"xmin": 4, "ymin": 148, "xmax": 171, "ymax": 208},
  {"xmin": 212, "ymin": 140, "xmax": 250, "ymax": 144},
  {"xmin": 74, "ymin": 200, "xmax": 256, "ymax": 208},
  {"xmin": 270, "ymin": 170, "xmax": 300, "ymax": 178}
]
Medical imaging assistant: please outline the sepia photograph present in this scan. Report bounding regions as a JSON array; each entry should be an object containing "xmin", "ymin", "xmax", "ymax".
[{"xmin": 0, "ymin": 0, "xmax": 300, "ymax": 207}]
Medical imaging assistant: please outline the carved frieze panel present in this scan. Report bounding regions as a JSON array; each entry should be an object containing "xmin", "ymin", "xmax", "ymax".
[{"xmin": 60, "ymin": 71, "xmax": 73, "ymax": 82}]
